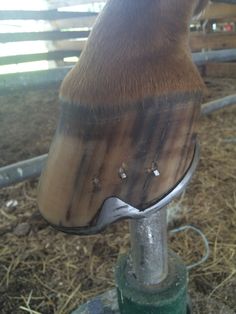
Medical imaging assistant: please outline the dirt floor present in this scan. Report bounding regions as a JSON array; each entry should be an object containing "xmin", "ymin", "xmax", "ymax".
[{"xmin": 0, "ymin": 77, "xmax": 235, "ymax": 314}]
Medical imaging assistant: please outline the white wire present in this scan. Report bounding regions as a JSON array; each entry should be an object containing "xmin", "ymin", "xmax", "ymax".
[{"xmin": 170, "ymin": 225, "xmax": 210, "ymax": 270}]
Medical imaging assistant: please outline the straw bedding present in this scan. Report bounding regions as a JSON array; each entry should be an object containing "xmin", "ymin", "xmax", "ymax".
[{"xmin": 0, "ymin": 77, "xmax": 235, "ymax": 313}]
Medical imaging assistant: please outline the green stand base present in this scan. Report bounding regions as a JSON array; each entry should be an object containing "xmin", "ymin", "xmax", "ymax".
[
  {"xmin": 71, "ymin": 251, "xmax": 191, "ymax": 314},
  {"xmin": 116, "ymin": 250, "xmax": 188, "ymax": 314},
  {"xmin": 71, "ymin": 289, "xmax": 192, "ymax": 314}
]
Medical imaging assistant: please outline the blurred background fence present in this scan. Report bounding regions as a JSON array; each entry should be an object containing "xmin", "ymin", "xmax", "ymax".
[{"xmin": 1, "ymin": 0, "xmax": 236, "ymax": 91}]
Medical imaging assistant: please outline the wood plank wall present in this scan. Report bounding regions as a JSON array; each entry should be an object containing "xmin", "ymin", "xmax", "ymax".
[{"xmin": 0, "ymin": 1, "xmax": 236, "ymax": 74}]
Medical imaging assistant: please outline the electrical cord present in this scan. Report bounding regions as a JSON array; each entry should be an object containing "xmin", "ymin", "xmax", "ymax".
[{"xmin": 170, "ymin": 225, "xmax": 210, "ymax": 270}]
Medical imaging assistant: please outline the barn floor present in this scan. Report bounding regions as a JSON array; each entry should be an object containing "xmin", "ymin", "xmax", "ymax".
[{"xmin": 0, "ymin": 77, "xmax": 235, "ymax": 314}]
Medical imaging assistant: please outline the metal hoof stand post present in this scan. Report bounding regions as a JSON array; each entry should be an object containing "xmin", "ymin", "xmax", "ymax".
[
  {"xmin": 73, "ymin": 145, "xmax": 200, "ymax": 314},
  {"xmin": 116, "ymin": 217, "xmax": 188, "ymax": 314}
]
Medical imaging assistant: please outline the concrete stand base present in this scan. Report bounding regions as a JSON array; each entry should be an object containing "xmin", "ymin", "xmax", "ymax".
[{"xmin": 116, "ymin": 250, "xmax": 188, "ymax": 314}]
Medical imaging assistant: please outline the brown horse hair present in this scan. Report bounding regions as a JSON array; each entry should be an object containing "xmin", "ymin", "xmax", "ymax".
[{"xmin": 60, "ymin": 0, "xmax": 209, "ymax": 108}]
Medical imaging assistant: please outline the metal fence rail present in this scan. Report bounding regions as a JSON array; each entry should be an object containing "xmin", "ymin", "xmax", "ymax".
[{"xmin": 0, "ymin": 155, "xmax": 47, "ymax": 188}]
